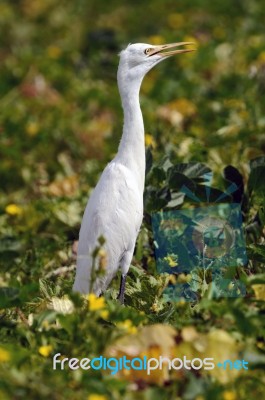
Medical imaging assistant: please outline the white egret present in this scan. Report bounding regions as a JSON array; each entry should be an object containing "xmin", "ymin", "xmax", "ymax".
[{"xmin": 73, "ymin": 41, "xmax": 195, "ymax": 303}]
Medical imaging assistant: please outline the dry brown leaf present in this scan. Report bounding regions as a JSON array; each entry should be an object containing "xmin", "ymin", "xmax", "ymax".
[
  {"xmin": 105, "ymin": 324, "xmax": 178, "ymax": 384},
  {"xmin": 157, "ymin": 98, "xmax": 197, "ymax": 127},
  {"xmin": 47, "ymin": 175, "xmax": 79, "ymax": 197}
]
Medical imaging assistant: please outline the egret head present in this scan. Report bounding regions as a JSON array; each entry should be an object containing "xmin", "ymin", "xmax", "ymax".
[{"xmin": 118, "ymin": 42, "xmax": 195, "ymax": 93}]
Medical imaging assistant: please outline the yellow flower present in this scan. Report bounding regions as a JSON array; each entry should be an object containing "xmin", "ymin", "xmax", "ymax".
[
  {"xmin": 47, "ymin": 45, "xmax": 62, "ymax": 59},
  {"xmin": 145, "ymin": 133, "xmax": 156, "ymax": 148},
  {"xmin": 5, "ymin": 204, "xmax": 22, "ymax": 216},
  {"xmin": 178, "ymin": 298, "xmax": 186, "ymax": 306},
  {"xmin": 258, "ymin": 51, "xmax": 265, "ymax": 64},
  {"xmin": 177, "ymin": 38, "xmax": 197, "ymax": 68},
  {"xmin": 117, "ymin": 319, "xmax": 137, "ymax": 335},
  {"xmin": 88, "ymin": 395, "xmax": 108, "ymax": 400},
  {"xmin": 178, "ymin": 273, "xmax": 190, "ymax": 283},
  {"xmin": 171, "ymin": 98, "xmax": 197, "ymax": 117},
  {"xmin": 41, "ymin": 320, "xmax": 50, "ymax": 330},
  {"xmin": 0, "ymin": 347, "xmax": 10, "ymax": 362},
  {"xmin": 26, "ymin": 121, "xmax": 39, "ymax": 136},
  {"xmin": 39, "ymin": 345, "xmax": 53, "ymax": 357},
  {"xmin": 195, "ymin": 396, "xmax": 204, "ymax": 400},
  {"xmin": 168, "ymin": 275, "xmax": 177, "ymax": 285},
  {"xmin": 87, "ymin": 293, "xmax": 106, "ymax": 311},
  {"xmin": 223, "ymin": 391, "xmax": 236, "ymax": 400},
  {"xmin": 164, "ymin": 255, "xmax": 178, "ymax": 268},
  {"xmin": 147, "ymin": 35, "xmax": 164, "ymax": 45},
  {"xmin": 99, "ymin": 309, "xmax": 109, "ymax": 319},
  {"xmin": 183, "ymin": 35, "xmax": 199, "ymax": 49}
]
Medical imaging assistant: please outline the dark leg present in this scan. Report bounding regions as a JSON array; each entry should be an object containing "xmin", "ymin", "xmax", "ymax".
[{"xmin": 117, "ymin": 274, "xmax": 127, "ymax": 304}]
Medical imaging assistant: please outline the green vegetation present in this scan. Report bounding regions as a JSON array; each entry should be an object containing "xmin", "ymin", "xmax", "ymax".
[{"xmin": 0, "ymin": 0, "xmax": 265, "ymax": 399}]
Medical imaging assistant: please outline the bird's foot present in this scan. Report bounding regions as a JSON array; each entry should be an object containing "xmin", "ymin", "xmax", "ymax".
[{"xmin": 117, "ymin": 273, "xmax": 127, "ymax": 305}]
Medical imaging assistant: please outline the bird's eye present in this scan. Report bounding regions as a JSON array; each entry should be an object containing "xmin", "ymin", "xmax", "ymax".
[{"xmin": 144, "ymin": 48, "xmax": 153, "ymax": 55}]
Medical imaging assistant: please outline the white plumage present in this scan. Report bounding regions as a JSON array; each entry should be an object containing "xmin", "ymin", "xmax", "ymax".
[{"xmin": 73, "ymin": 42, "xmax": 194, "ymax": 302}]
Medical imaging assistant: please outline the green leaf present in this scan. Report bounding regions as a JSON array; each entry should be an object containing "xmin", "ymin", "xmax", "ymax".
[
  {"xmin": 0, "ymin": 237, "xmax": 22, "ymax": 254},
  {"xmin": 250, "ymin": 156, "xmax": 265, "ymax": 169},
  {"xmin": 166, "ymin": 192, "xmax": 185, "ymax": 208},
  {"xmin": 248, "ymin": 273, "xmax": 265, "ymax": 285},
  {"xmin": 0, "ymin": 287, "xmax": 20, "ymax": 308},
  {"xmin": 145, "ymin": 147, "xmax": 153, "ymax": 175},
  {"xmin": 247, "ymin": 244, "xmax": 265, "ymax": 263},
  {"xmin": 168, "ymin": 171, "xmax": 195, "ymax": 191},
  {"xmin": 193, "ymin": 185, "xmax": 231, "ymax": 203},
  {"xmin": 248, "ymin": 166, "xmax": 265, "ymax": 195},
  {"xmin": 167, "ymin": 163, "xmax": 212, "ymax": 181},
  {"xmin": 0, "ymin": 284, "xmax": 38, "ymax": 308}
]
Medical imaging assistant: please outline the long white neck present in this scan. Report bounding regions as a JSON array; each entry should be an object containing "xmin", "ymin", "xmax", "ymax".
[{"xmin": 116, "ymin": 76, "xmax": 145, "ymax": 191}]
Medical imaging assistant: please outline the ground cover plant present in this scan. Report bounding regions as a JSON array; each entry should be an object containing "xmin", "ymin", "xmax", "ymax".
[{"xmin": 0, "ymin": 0, "xmax": 265, "ymax": 399}]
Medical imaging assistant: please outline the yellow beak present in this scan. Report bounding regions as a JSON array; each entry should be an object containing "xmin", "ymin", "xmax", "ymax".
[{"xmin": 148, "ymin": 42, "xmax": 196, "ymax": 57}]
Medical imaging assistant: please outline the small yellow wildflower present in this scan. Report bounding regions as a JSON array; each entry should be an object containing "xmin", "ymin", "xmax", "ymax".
[
  {"xmin": 223, "ymin": 391, "xmax": 236, "ymax": 400},
  {"xmin": 99, "ymin": 309, "xmax": 109, "ymax": 319},
  {"xmin": 47, "ymin": 45, "xmax": 62, "ymax": 59},
  {"xmin": 147, "ymin": 35, "xmax": 164, "ymax": 45},
  {"xmin": 87, "ymin": 293, "xmax": 106, "ymax": 311},
  {"xmin": 41, "ymin": 320, "xmax": 50, "ymax": 330},
  {"xmin": 257, "ymin": 340, "xmax": 265, "ymax": 350},
  {"xmin": 145, "ymin": 133, "xmax": 156, "ymax": 148},
  {"xmin": 164, "ymin": 255, "xmax": 178, "ymax": 268},
  {"xmin": 168, "ymin": 275, "xmax": 177, "ymax": 285},
  {"xmin": 88, "ymin": 394, "xmax": 108, "ymax": 400},
  {"xmin": 168, "ymin": 258, "xmax": 177, "ymax": 268},
  {"xmin": 5, "ymin": 204, "xmax": 22, "ymax": 216},
  {"xmin": 178, "ymin": 273, "xmax": 190, "ymax": 283},
  {"xmin": 117, "ymin": 319, "xmax": 137, "ymax": 335},
  {"xmin": 26, "ymin": 121, "xmax": 39, "ymax": 136},
  {"xmin": 0, "ymin": 347, "xmax": 10, "ymax": 362},
  {"xmin": 39, "ymin": 345, "xmax": 53, "ymax": 357},
  {"xmin": 183, "ymin": 35, "xmax": 199, "ymax": 49},
  {"xmin": 178, "ymin": 298, "xmax": 186, "ymax": 306},
  {"xmin": 258, "ymin": 51, "xmax": 265, "ymax": 64},
  {"xmin": 170, "ymin": 98, "xmax": 197, "ymax": 117}
]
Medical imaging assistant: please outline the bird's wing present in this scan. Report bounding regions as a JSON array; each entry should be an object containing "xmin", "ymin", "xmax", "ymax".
[{"xmin": 73, "ymin": 161, "xmax": 143, "ymax": 294}]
